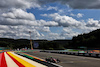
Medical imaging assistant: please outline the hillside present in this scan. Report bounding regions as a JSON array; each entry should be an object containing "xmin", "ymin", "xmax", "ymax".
[
  {"xmin": 69, "ymin": 29, "xmax": 100, "ymax": 49},
  {"xmin": 0, "ymin": 38, "xmax": 30, "ymax": 49}
]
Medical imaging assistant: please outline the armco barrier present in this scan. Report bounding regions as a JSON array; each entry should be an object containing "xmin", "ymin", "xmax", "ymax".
[
  {"xmin": 91, "ymin": 53, "xmax": 100, "ymax": 58},
  {"xmin": 78, "ymin": 53, "xmax": 85, "ymax": 56},
  {"xmin": 85, "ymin": 53, "xmax": 91, "ymax": 57},
  {"xmin": 41, "ymin": 50, "xmax": 100, "ymax": 58}
]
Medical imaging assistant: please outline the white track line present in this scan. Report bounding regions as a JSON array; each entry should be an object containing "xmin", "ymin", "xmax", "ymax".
[
  {"xmin": 4, "ymin": 52, "xmax": 19, "ymax": 67},
  {"xmin": 11, "ymin": 52, "xmax": 47, "ymax": 67}
]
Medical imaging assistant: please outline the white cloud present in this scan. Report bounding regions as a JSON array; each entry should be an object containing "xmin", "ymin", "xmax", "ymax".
[
  {"xmin": 36, "ymin": 0, "xmax": 100, "ymax": 9},
  {"xmin": 70, "ymin": 13, "xmax": 75, "ymax": 16},
  {"xmin": 77, "ymin": 13, "xmax": 84, "ymax": 18},
  {"xmin": 0, "ymin": 25, "xmax": 42, "ymax": 39},
  {"xmin": 38, "ymin": 5, "xmax": 58, "ymax": 11},
  {"xmin": 70, "ymin": 13, "xmax": 84, "ymax": 18},
  {"xmin": 0, "ymin": 9, "xmax": 36, "ymax": 26},
  {"xmin": 0, "ymin": 9, "xmax": 58, "ymax": 27},
  {"xmin": 34, "ymin": 26, "xmax": 50, "ymax": 32},
  {"xmin": 47, "ymin": 6, "xmax": 58, "ymax": 11},
  {"xmin": 40, "ymin": 14, "xmax": 47, "ymax": 17},
  {"xmin": 0, "ymin": 0, "xmax": 100, "ymax": 40},
  {"xmin": 44, "ymin": 33, "xmax": 65, "ymax": 40},
  {"xmin": 0, "ymin": 0, "xmax": 40, "ymax": 9},
  {"xmin": 61, "ymin": 27, "xmax": 80, "ymax": 39},
  {"xmin": 37, "ymin": 20, "xmax": 58, "ymax": 26},
  {"xmin": 0, "ymin": 25, "xmax": 10, "ymax": 30},
  {"xmin": 43, "ymin": 13, "xmax": 82, "ymax": 27},
  {"xmin": 79, "ymin": 19, "xmax": 100, "ymax": 33},
  {"xmin": 36, "ymin": 13, "xmax": 100, "ymax": 39},
  {"xmin": 2, "ymin": 9, "xmax": 35, "ymax": 21},
  {"xmin": 86, "ymin": 18, "xmax": 100, "ymax": 27}
]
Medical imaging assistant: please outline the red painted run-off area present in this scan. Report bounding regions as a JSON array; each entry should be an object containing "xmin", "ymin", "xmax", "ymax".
[
  {"xmin": 0, "ymin": 52, "xmax": 25, "ymax": 67},
  {"xmin": 0, "ymin": 52, "xmax": 7, "ymax": 67},
  {"xmin": 6, "ymin": 52, "xmax": 25, "ymax": 67}
]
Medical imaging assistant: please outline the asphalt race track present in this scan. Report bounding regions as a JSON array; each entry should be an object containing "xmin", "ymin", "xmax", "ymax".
[{"xmin": 25, "ymin": 52, "xmax": 100, "ymax": 67}]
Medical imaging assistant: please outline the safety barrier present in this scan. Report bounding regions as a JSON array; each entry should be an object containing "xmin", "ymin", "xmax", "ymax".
[{"xmin": 41, "ymin": 50, "xmax": 100, "ymax": 58}]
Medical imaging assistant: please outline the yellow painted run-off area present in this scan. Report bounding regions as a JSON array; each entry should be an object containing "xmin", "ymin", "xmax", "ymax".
[{"xmin": 7, "ymin": 52, "xmax": 36, "ymax": 67}]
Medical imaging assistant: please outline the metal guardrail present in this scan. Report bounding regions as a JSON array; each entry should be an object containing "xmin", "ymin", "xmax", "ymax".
[{"xmin": 41, "ymin": 50, "xmax": 100, "ymax": 58}]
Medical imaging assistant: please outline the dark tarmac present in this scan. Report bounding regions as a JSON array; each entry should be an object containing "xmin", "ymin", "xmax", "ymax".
[{"xmin": 25, "ymin": 52, "xmax": 100, "ymax": 67}]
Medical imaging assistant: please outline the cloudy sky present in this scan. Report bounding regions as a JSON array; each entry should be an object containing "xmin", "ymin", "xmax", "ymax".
[{"xmin": 0, "ymin": 0, "xmax": 100, "ymax": 40}]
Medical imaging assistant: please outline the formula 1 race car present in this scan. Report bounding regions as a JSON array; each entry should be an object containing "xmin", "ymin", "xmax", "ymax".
[{"xmin": 45, "ymin": 57, "xmax": 60, "ymax": 63}]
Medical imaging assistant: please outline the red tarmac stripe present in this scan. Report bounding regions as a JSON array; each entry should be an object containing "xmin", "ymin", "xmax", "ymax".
[
  {"xmin": 6, "ymin": 52, "xmax": 25, "ymax": 67},
  {"xmin": 0, "ymin": 53, "xmax": 3, "ymax": 67},
  {"xmin": 0, "ymin": 52, "xmax": 7, "ymax": 67}
]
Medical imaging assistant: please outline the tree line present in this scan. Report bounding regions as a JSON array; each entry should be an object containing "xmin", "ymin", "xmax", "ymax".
[
  {"xmin": 69, "ymin": 29, "xmax": 100, "ymax": 49},
  {"xmin": 0, "ymin": 29, "xmax": 100, "ymax": 50}
]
